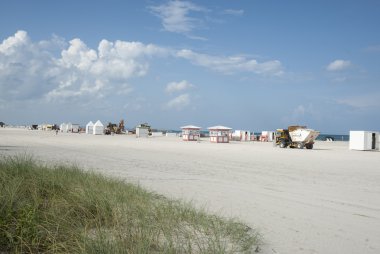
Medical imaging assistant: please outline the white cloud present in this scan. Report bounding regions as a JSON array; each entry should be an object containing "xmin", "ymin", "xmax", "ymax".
[
  {"xmin": 165, "ymin": 80, "xmax": 194, "ymax": 93},
  {"xmin": 222, "ymin": 9, "xmax": 244, "ymax": 16},
  {"xmin": 336, "ymin": 94, "xmax": 380, "ymax": 109},
  {"xmin": 364, "ymin": 45, "xmax": 380, "ymax": 52},
  {"xmin": 0, "ymin": 31, "xmax": 170, "ymax": 103},
  {"xmin": 177, "ymin": 49, "xmax": 283, "ymax": 76},
  {"xmin": 326, "ymin": 59, "xmax": 351, "ymax": 71},
  {"xmin": 150, "ymin": 1, "xmax": 207, "ymax": 35},
  {"xmin": 165, "ymin": 93, "xmax": 190, "ymax": 110}
]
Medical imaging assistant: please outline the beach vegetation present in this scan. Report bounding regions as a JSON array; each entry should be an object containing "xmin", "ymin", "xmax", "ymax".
[{"xmin": 0, "ymin": 155, "xmax": 260, "ymax": 253}]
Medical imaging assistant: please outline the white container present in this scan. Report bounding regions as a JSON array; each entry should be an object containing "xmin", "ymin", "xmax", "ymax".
[{"xmin": 349, "ymin": 131, "xmax": 379, "ymax": 151}]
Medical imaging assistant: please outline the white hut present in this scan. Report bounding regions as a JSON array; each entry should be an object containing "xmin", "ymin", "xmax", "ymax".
[
  {"xmin": 64, "ymin": 122, "xmax": 72, "ymax": 133},
  {"xmin": 72, "ymin": 124, "xmax": 79, "ymax": 133},
  {"xmin": 136, "ymin": 124, "xmax": 150, "ymax": 138},
  {"xmin": 93, "ymin": 120, "xmax": 104, "ymax": 135},
  {"xmin": 181, "ymin": 125, "xmax": 201, "ymax": 141},
  {"xmin": 349, "ymin": 131, "xmax": 379, "ymax": 151},
  {"xmin": 86, "ymin": 121, "xmax": 94, "ymax": 134},
  {"xmin": 232, "ymin": 130, "xmax": 251, "ymax": 141},
  {"xmin": 208, "ymin": 126, "xmax": 232, "ymax": 143},
  {"xmin": 260, "ymin": 131, "xmax": 275, "ymax": 142},
  {"xmin": 60, "ymin": 123, "xmax": 67, "ymax": 132}
]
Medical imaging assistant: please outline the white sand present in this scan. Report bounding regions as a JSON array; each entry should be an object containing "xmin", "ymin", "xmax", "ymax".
[{"xmin": 1, "ymin": 128, "xmax": 380, "ymax": 254}]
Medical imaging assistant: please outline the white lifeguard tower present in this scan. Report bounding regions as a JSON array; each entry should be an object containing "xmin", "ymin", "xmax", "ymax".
[
  {"xmin": 208, "ymin": 126, "xmax": 232, "ymax": 143},
  {"xmin": 181, "ymin": 125, "xmax": 201, "ymax": 141}
]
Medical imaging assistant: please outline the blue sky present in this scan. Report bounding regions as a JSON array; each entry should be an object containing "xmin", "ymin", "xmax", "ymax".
[{"xmin": 1, "ymin": 0, "xmax": 379, "ymax": 133}]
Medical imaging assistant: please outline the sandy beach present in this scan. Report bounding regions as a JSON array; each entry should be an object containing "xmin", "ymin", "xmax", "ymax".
[{"xmin": 1, "ymin": 128, "xmax": 380, "ymax": 254}]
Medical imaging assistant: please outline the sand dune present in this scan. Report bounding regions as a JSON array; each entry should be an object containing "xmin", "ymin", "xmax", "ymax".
[{"xmin": 1, "ymin": 128, "xmax": 380, "ymax": 254}]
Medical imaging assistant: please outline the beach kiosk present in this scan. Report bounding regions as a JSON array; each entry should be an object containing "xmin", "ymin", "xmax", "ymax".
[
  {"xmin": 86, "ymin": 121, "xmax": 94, "ymax": 134},
  {"xmin": 349, "ymin": 131, "xmax": 379, "ymax": 151},
  {"xmin": 208, "ymin": 125, "xmax": 232, "ymax": 143},
  {"xmin": 181, "ymin": 125, "xmax": 201, "ymax": 141},
  {"xmin": 93, "ymin": 120, "xmax": 104, "ymax": 135}
]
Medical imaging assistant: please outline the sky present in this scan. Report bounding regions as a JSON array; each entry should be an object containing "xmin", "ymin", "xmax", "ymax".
[{"xmin": 0, "ymin": 0, "xmax": 379, "ymax": 133}]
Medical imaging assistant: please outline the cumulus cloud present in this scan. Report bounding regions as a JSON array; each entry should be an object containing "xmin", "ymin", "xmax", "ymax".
[
  {"xmin": 149, "ymin": 1, "xmax": 207, "ymax": 36},
  {"xmin": 165, "ymin": 80, "xmax": 194, "ymax": 93},
  {"xmin": 326, "ymin": 60, "xmax": 351, "ymax": 71},
  {"xmin": 0, "ymin": 30, "xmax": 169, "ymax": 103},
  {"xmin": 177, "ymin": 49, "xmax": 283, "ymax": 75},
  {"xmin": 165, "ymin": 93, "xmax": 190, "ymax": 110}
]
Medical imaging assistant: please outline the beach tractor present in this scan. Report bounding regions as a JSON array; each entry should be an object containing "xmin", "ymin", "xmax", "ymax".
[{"xmin": 276, "ymin": 126, "xmax": 320, "ymax": 149}]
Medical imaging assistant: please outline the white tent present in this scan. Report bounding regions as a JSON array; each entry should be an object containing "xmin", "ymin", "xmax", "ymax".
[
  {"xmin": 65, "ymin": 122, "xmax": 73, "ymax": 133},
  {"xmin": 60, "ymin": 123, "xmax": 67, "ymax": 132},
  {"xmin": 93, "ymin": 120, "xmax": 104, "ymax": 135},
  {"xmin": 349, "ymin": 131, "xmax": 379, "ymax": 151},
  {"xmin": 72, "ymin": 124, "xmax": 79, "ymax": 133},
  {"xmin": 86, "ymin": 121, "xmax": 94, "ymax": 134}
]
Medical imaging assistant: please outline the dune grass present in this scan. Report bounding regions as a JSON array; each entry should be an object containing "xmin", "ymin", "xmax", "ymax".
[{"xmin": 0, "ymin": 155, "xmax": 260, "ymax": 253}]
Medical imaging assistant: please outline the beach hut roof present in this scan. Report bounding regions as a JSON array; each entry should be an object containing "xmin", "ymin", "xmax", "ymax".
[
  {"xmin": 86, "ymin": 121, "xmax": 94, "ymax": 126},
  {"xmin": 208, "ymin": 125, "xmax": 232, "ymax": 130},
  {"xmin": 94, "ymin": 120, "xmax": 104, "ymax": 127},
  {"xmin": 181, "ymin": 125, "xmax": 201, "ymax": 129}
]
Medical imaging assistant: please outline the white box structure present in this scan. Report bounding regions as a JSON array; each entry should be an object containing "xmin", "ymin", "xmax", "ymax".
[
  {"xmin": 151, "ymin": 132, "xmax": 163, "ymax": 137},
  {"xmin": 232, "ymin": 130, "xmax": 251, "ymax": 141},
  {"xmin": 349, "ymin": 131, "xmax": 379, "ymax": 151},
  {"xmin": 136, "ymin": 126, "xmax": 149, "ymax": 138}
]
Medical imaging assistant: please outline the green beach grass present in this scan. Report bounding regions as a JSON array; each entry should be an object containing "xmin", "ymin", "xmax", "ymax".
[{"xmin": 0, "ymin": 155, "xmax": 260, "ymax": 253}]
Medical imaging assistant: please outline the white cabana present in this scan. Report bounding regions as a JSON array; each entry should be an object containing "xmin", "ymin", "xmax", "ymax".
[
  {"xmin": 232, "ymin": 130, "xmax": 251, "ymax": 141},
  {"xmin": 64, "ymin": 122, "xmax": 73, "ymax": 133},
  {"xmin": 181, "ymin": 125, "xmax": 201, "ymax": 141},
  {"xmin": 208, "ymin": 125, "xmax": 232, "ymax": 143},
  {"xmin": 60, "ymin": 123, "xmax": 67, "ymax": 132},
  {"xmin": 72, "ymin": 124, "xmax": 79, "ymax": 133},
  {"xmin": 349, "ymin": 131, "xmax": 379, "ymax": 151},
  {"xmin": 93, "ymin": 120, "xmax": 104, "ymax": 135},
  {"xmin": 260, "ymin": 131, "xmax": 274, "ymax": 142},
  {"xmin": 136, "ymin": 125, "xmax": 149, "ymax": 138},
  {"xmin": 86, "ymin": 121, "xmax": 94, "ymax": 134}
]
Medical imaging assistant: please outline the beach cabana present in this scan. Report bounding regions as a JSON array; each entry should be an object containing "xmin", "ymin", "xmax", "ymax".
[
  {"xmin": 60, "ymin": 123, "xmax": 67, "ymax": 132},
  {"xmin": 86, "ymin": 121, "xmax": 94, "ymax": 134},
  {"xmin": 72, "ymin": 124, "xmax": 79, "ymax": 133},
  {"xmin": 208, "ymin": 126, "xmax": 232, "ymax": 143},
  {"xmin": 349, "ymin": 131, "xmax": 379, "ymax": 151},
  {"xmin": 93, "ymin": 120, "xmax": 104, "ymax": 135},
  {"xmin": 64, "ymin": 122, "xmax": 72, "ymax": 133},
  {"xmin": 136, "ymin": 124, "xmax": 150, "ymax": 138},
  {"xmin": 260, "ymin": 131, "xmax": 274, "ymax": 142},
  {"xmin": 181, "ymin": 125, "xmax": 201, "ymax": 141},
  {"xmin": 232, "ymin": 130, "xmax": 251, "ymax": 141}
]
